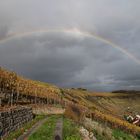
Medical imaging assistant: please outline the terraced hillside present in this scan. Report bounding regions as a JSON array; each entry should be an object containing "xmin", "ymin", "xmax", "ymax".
[
  {"xmin": 62, "ymin": 88, "xmax": 140, "ymax": 138},
  {"xmin": 1, "ymin": 66, "xmax": 139, "ymax": 119},
  {"xmin": 61, "ymin": 88, "xmax": 140, "ymax": 119},
  {"xmin": 1, "ymin": 67, "xmax": 140, "ymax": 139},
  {"xmin": 0, "ymin": 67, "xmax": 65, "ymax": 107}
]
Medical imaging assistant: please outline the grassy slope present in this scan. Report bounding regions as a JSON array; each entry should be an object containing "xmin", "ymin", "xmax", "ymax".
[
  {"xmin": 62, "ymin": 89, "xmax": 140, "ymax": 119},
  {"xmin": 61, "ymin": 88, "xmax": 140, "ymax": 139}
]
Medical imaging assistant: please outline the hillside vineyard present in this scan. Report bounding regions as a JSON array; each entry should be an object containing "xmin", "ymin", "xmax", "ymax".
[{"xmin": 0, "ymin": 67, "xmax": 64, "ymax": 106}]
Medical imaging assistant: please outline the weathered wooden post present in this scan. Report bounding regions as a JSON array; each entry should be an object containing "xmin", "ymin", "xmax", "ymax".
[
  {"xmin": 34, "ymin": 88, "xmax": 37, "ymax": 104},
  {"xmin": 10, "ymin": 89, "xmax": 13, "ymax": 106},
  {"xmin": 0, "ymin": 98, "xmax": 1, "ymax": 107}
]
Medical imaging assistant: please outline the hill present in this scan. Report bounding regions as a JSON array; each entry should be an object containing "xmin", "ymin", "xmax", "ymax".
[
  {"xmin": 1, "ymin": 66, "xmax": 140, "ymax": 139},
  {"xmin": 61, "ymin": 88, "xmax": 140, "ymax": 119}
]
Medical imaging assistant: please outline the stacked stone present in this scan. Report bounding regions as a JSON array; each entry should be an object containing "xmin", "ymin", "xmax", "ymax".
[{"xmin": 0, "ymin": 106, "xmax": 33, "ymax": 137}]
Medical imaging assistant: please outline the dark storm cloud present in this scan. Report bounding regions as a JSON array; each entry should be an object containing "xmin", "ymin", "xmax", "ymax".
[
  {"xmin": 0, "ymin": 0, "xmax": 140, "ymax": 91},
  {"xmin": 0, "ymin": 33, "xmax": 88, "ymax": 86}
]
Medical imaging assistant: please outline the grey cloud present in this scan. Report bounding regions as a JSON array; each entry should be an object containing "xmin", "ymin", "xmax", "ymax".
[
  {"xmin": 0, "ymin": 33, "xmax": 88, "ymax": 87},
  {"xmin": 0, "ymin": 13, "xmax": 12, "ymax": 40},
  {"xmin": 0, "ymin": 0, "xmax": 140, "ymax": 91}
]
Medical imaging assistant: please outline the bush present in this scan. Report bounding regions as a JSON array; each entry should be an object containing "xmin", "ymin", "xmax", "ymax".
[{"xmin": 64, "ymin": 104, "xmax": 84, "ymax": 123}]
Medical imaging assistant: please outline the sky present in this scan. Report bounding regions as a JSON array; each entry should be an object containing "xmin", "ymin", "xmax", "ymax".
[{"xmin": 0, "ymin": 0, "xmax": 140, "ymax": 91}]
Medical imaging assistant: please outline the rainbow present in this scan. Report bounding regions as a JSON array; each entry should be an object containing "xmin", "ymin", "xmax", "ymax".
[{"xmin": 0, "ymin": 28, "xmax": 140, "ymax": 65}]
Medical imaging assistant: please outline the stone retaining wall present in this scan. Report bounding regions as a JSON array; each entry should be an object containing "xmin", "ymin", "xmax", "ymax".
[{"xmin": 0, "ymin": 106, "xmax": 33, "ymax": 137}]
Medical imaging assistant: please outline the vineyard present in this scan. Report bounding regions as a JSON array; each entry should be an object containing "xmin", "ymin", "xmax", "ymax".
[
  {"xmin": 61, "ymin": 89, "xmax": 140, "ymax": 137},
  {"xmin": 0, "ymin": 67, "xmax": 65, "ymax": 108},
  {"xmin": 0, "ymin": 67, "xmax": 87, "ymax": 139},
  {"xmin": 0, "ymin": 66, "xmax": 140, "ymax": 139}
]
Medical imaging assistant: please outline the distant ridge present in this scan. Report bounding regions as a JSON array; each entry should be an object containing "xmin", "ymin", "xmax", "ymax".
[{"xmin": 112, "ymin": 90, "xmax": 140, "ymax": 94}]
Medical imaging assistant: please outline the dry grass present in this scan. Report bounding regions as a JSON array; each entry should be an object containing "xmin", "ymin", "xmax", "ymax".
[{"xmin": 64, "ymin": 104, "xmax": 85, "ymax": 122}]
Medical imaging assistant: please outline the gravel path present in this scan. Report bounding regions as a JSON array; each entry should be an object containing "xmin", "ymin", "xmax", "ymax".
[
  {"xmin": 53, "ymin": 118, "xmax": 63, "ymax": 140},
  {"xmin": 17, "ymin": 117, "xmax": 48, "ymax": 140}
]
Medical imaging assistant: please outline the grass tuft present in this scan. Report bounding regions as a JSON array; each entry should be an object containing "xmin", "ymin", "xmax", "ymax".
[
  {"xmin": 63, "ymin": 117, "xmax": 82, "ymax": 140},
  {"xmin": 112, "ymin": 129, "xmax": 134, "ymax": 140}
]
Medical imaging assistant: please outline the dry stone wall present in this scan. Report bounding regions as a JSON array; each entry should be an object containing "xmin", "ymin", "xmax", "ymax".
[{"xmin": 0, "ymin": 106, "xmax": 33, "ymax": 137}]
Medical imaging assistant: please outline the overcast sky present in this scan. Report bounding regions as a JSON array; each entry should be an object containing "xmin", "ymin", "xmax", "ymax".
[{"xmin": 0, "ymin": 0, "xmax": 140, "ymax": 91}]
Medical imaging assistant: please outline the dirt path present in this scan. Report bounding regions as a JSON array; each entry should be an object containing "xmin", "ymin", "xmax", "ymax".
[
  {"xmin": 17, "ymin": 117, "xmax": 48, "ymax": 140},
  {"xmin": 53, "ymin": 118, "xmax": 63, "ymax": 140}
]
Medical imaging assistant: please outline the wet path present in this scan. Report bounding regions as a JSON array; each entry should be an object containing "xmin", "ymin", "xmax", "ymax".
[{"xmin": 53, "ymin": 118, "xmax": 63, "ymax": 140}]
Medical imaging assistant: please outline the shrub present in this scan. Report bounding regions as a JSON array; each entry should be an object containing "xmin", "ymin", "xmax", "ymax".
[{"xmin": 64, "ymin": 104, "xmax": 84, "ymax": 122}]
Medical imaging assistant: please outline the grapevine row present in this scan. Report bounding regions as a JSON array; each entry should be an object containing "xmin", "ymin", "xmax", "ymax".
[{"xmin": 0, "ymin": 67, "xmax": 64, "ymax": 106}]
